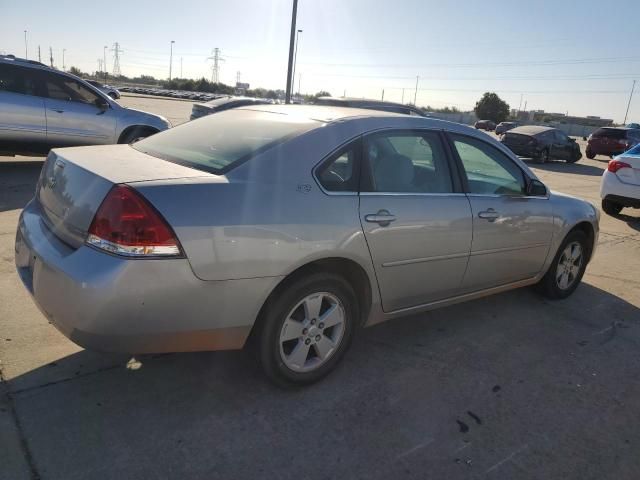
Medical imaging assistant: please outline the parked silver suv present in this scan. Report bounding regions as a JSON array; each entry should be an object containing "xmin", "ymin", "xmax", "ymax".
[{"xmin": 0, "ymin": 55, "xmax": 170, "ymax": 155}]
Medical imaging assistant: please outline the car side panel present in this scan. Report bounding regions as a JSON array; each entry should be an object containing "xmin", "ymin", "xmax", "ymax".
[{"xmin": 0, "ymin": 90, "xmax": 46, "ymax": 143}]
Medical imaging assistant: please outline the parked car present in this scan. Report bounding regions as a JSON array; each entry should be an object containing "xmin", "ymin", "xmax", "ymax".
[
  {"xmin": 495, "ymin": 121, "xmax": 519, "ymax": 135},
  {"xmin": 474, "ymin": 120, "xmax": 496, "ymax": 131},
  {"xmin": 626, "ymin": 123, "xmax": 640, "ymax": 129},
  {"xmin": 314, "ymin": 97, "xmax": 427, "ymax": 116},
  {"xmin": 586, "ymin": 127, "xmax": 640, "ymax": 159},
  {"xmin": 0, "ymin": 55, "xmax": 170, "ymax": 155},
  {"xmin": 190, "ymin": 96, "xmax": 271, "ymax": 121},
  {"xmin": 600, "ymin": 143, "xmax": 640, "ymax": 215},
  {"xmin": 15, "ymin": 105, "xmax": 599, "ymax": 385},
  {"xmin": 84, "ymin": 79, "xmax": 121, "ymax": 99},
  {"xmin": 501, "ymin": 125, "xmax": 582, "ymax": 163}
]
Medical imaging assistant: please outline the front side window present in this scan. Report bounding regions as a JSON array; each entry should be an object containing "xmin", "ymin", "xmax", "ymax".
[
  {"xmin": 451, "ymin": 134, "xmax": 526, "ymax": 196},
  {"xmin": 42, "ymin": 73, "xmax": 100, "ymax": 104},
  {"xmin": 364, "ymin": 130, "xmax": 453, "ymax": 193}
]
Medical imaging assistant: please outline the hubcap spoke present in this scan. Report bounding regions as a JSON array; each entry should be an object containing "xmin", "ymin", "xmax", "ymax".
[
  {"xmin": 281, "ymin": 319, "xmax": 305, "ymax": 341},
  {"xmin": 287, "ymin": 341, "xmax": 311, "ymax": 369},
  {"xmin": 320, "ymin": 304, "xmax": 343, "ymax": 329},
  {"xmin": 304, "ymin": 295, "xmax": 323, "ymax": 322},
  {"xmin": 314, "ymin": 336, "xmax": 336, "ymax": 360}
]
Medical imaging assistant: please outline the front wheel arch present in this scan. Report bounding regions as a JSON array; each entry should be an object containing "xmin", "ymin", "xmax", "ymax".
[{"xmin": 117, "ymin": 125, "xmax": 159, "ymax": 144}]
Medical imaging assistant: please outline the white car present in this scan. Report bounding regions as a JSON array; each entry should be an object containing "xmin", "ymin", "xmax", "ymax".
[{"xmin": 600, "ymin": 144, "xmax": 640, "ymax": 215}]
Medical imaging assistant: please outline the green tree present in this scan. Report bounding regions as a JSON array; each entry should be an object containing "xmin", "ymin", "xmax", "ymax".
[
  {"xmin": 474, "ymin": 92, "xmax": 510, "ymax": 123},
  {"xmin": 68, "ymin": 66, "xmax": 85, "ymax": 77}
]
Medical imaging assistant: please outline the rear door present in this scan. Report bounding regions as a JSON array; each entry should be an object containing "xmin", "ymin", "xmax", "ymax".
[
  {"xmin": 40, "ymin": 71, "xmax": 116, "ymax": 146},
  {"xmin": 358, "ymin": 129, "xmax": 472, "ymax": 312},
  {"xmin": 550, "ymin": 130, "xmax": 571, "ymax": 160},
  {"xmin": 447, "ymin": 133, "xmax": 554, "ymax": 292},
  {"xmin": 0, "ymin": 63, "xmax": 46, "ymax": 144}
]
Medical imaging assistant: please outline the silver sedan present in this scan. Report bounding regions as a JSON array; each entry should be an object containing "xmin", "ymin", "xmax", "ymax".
[{"xmin": 15, "ymin": 105, "xmax": 599, "ymax": 385}]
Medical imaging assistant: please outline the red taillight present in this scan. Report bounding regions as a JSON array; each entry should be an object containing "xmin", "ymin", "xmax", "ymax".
[
  {"xmin": 87, "ymin": 185, "xmax": 182, "ymax": 257},
  {"xmin": 607, "ymin": 160, "xmax": 632, "ymax": 173}
]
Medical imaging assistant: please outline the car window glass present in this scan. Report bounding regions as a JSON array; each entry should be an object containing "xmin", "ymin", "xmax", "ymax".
[
  {"xmin": 0, "ymin": 64, "xmax": 38, "ymax": 96},
  {"xmin": 43, "ymin": 74, "xmax": 100, "ymax": 104},
  {"xmin": 452, "ymin": 135, "xmax": 525, "ymax": 196},
  {"xmin": 554, "ymin": 130, "xmax": 567, "ymax": 142},
  {"xmin": 317, "ymin": 147, "xmax": 357, "ymax": 192},
  {"xmin": 364, "ymin": 131, "xmax": 453, "ymax": 193}
]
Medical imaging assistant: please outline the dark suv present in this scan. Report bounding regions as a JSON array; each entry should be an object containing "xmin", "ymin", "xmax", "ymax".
[{"xmin": 586, "ymin": 127, "xmax": 640, "ymax": 159}]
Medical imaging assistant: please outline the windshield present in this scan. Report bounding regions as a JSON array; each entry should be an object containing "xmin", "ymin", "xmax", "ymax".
[
  {"xmin": 132, "ymin": 109, "xmax": 318, "ymax": 174},
  {"xmin": 626, "ymin": 143, "xmax": 640, "ymax": 155}
]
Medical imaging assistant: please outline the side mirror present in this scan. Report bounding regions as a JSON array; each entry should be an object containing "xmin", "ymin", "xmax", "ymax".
[
  {"xmin": 95, "ymin": 97, "xmax": 110, "ymax": 111},
  {"xmin": 527, "ymin": 179, "xmax": 547, "ymax": 197}
]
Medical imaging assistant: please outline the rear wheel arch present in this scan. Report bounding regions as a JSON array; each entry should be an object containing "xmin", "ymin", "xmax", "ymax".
[{"xmin": 249, "ymin": 257, "xmax": 374, "ymax": 343}]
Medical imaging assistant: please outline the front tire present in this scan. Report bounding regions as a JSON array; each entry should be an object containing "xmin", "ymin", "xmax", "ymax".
[
  {"xmin": 586, "ymin": 149, "xmax": 596, "ymax": 160},
  {"xmin": 119, "ymin": 127, "xmax": 157, "ymax": 144},
  {"xmin": 536, "ymin": 230, "xmax": 589, "ymax": 299},
  {"xmin": 602, "ymin": 198, "xmax": 623, "ymax": 216},
  {"xmin": 255, "ymin": 273, "xmax": 358, "ymax": 386},
  {"xmin": 537, "ymin": 148, "xmax": 549, "ymax": 164}
]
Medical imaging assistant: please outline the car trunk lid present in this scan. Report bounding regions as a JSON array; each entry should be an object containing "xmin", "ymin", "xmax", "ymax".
[
  {"xmin": 36, "ymin": 145, "xmax": 211, "ymax": 248},
  {"xmin": 615, "ymin": 154, "xmax": 640, "ymax": 186}
]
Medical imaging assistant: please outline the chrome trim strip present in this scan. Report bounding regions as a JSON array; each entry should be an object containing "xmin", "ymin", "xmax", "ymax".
[
  {"xmin": 382, "ymin": 251, "xmax": 469, "ymax": 267},
  {"xmin": 470, "ymin": 242, "xmax": 548, "ymax": 257},
  {"xmin": 360, "ymin": 192, "xmax": 467, "ymax": 197}
]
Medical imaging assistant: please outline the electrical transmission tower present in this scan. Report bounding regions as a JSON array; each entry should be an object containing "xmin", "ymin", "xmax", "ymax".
[
  {"xmin": 49, "ymin": 47, "xmax": 54, "ymax": 68},
  {"xmin": 97, "ymin": 58, "xmax": 103, "ymax": 74},
  {"xmin": 236, "ymin": 71, "xmax": 241, "ymax": 84},
  {"xmin": 111, "ymin": 42, "xmax": 123, "ymax": 76},
  {"xmin": 207, "ymin": 48, "xmax": 224, "ymax": 83}
]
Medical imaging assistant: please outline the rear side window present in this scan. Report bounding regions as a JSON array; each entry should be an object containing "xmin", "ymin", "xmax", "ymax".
[
  {"xmin": 133, "ymin": 109, "xmax": 319, "ymax": 174},
  {"xmin": 317, "ymin": 142, "xmax": 360, "ymax": 192},
  {"xmin": 592, "ymin": 128, "xmax": 626, "ymax": 139},
  {"xmin": 41, "ymin": 72, "xmax": 100, "ymax": 104},
  {"xmin": 0, "ymin": 63, "xmax": 39, "ymax": 96}
]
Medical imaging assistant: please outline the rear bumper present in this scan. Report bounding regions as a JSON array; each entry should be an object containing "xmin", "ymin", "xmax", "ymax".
[
  {"xmin": 587, "ymin": 144, "xmax": 625, "ymax": 156},
  {"xmin": 15, "ymin": 200, "xmax": 282, "ymax": 353},
  {"xmin": 600, "ymin": 170, "xmax": 640, "ymax": 204}
]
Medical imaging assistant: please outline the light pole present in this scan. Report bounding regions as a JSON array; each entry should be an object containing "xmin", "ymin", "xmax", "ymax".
[
  {"xmin": 414, "ymin": 76, "xmax": 419, "ymax": 105},
  {"xmin": 169, "ymin": 40, "xmax": 175, "ymax": 81},
  {"xmin": 623, "ymin": 80, "xmax": 636, "ymax": 125},
  {"xmin": 292, "ymin": 29, "xmax": 303, "ymax": 100},
  {"xmin": 285, "ymin": 0, "xmax": 299, "ymax": 104},
  {"xmin": 24, "ymin": 30, "xmax": 28, "ymax": 59},
  {"xmin": 62, "ymin": 48, "xmax": 66, "ymax": 71},
  {"xmin": 103, "ymin": 46, "xmax": 108, "ymax": 82}
]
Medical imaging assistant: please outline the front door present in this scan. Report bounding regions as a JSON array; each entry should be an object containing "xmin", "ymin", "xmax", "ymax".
[
  {"xmin": 359, "ymin": 129, "xmax": 473, "ymax": 312},
  {"xmin": 448, "ymin": 134, "xmax": 554, "ymax": 292},
  {"xmin": 40, "ymin": 71, "xmax": 116, "ymax": 146}
]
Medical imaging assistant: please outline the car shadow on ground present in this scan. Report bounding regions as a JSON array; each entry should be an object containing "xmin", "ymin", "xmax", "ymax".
[
  {"xmin": 5, "ymin": 282, "xmax": 640, "ymax": 479},
  {"xmin": 521, "ymin": 159, "xmax": 605, "ymax": 177},
  {"xmin": 0, "ymin": 161, "xmax": 43, "ymax": 212}
]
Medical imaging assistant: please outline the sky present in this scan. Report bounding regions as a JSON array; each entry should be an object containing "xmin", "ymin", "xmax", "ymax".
[{"xmin": 2, "ymin": 0, "xmax": 640, "ymax": 122}]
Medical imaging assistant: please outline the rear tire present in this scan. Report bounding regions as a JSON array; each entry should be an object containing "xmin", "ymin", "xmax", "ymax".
[
  {"xmin": 254, "ymin": 273, "xmax": 358, "ymax": 387},
  {"xmin": 536, "ymin": 230, "xmax": 589, "ymax": 300},
  {"xmin": 537, "ymin": 149, "xmax": 549, "ymax": 164},
  {"xmin": 602, "ymin": 198, "xmax": 623, "ymax": 216}
]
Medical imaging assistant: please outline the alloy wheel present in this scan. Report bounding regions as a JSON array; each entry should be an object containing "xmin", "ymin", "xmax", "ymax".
[
  {"xmin": 555, "ymin": 241, "xmax": 583, "ymax": 290},
  {"xmin": 279, "ymin": 292, "xmax": 346, "ymax": 372}
]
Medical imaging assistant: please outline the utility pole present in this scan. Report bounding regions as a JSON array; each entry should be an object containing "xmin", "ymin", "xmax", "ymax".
[
  {"xmin": 381, "ymin": 89, "xmax": 384, "ymax": 101},
  {"xmin": 169, "ymin": 40, "xmax": 175, "ymax": 81},
  {"xmin": 111, "ymin": 42, "xmax": 122, "ymax": 77},
  {"xmin": 24, "ymin": 30, "xmax": 27, "ymax": 59},
  {"xmin": 103, "ymin": 46, "xmax": 108, "ymax": 82},
  {"xmin": 207, "ymin": 48, "xmax": 223, "ymax": 83},
  {"xmin": 291, "ymin": 29, "xmax": 303, "ymax": 100},
  {"xmin": 414, "ymin": 76, "xmax": 419, "ymax": 105},
  {"xmin": 343, "ymin": 89, "xmax": 346, "ymax": 97},
  {"xmin": 401, "ymin": 88, "xmax": 405, "ymax": 104},
  {"xmin": 49, "ymin": 47, "xmax": 53, "ymax": 68},
  {"xmin": 62, "ymin": 48, "xmax": 66, "ymax": 71},
  {"xmin": 517, "ymin": 93, "xmax": 523, "ymax": 114},
  {"xmin": 97, "ymin": 58, "xmax": 103, "ymax": 74},
  {"xmin": 236, "ymin": 71, "xmax": 241, "ymax": 85},
  {"xmin": 38, "ymin": 45, "xmax": 41, "ymax": 63},
  {"xmin": 623, "ymin": 80, "xmax": 636, "ymax": 125},
  {"xmin": 297, "ymin": 73, "xmax": 302, "ymax": 96},
  {"xmin": 180, "ymin": 57, "xmax": 183, "ymax": 78},
  {"xmin": 285, "ymin": 0, "xmax": 298, "ymax": 104}
]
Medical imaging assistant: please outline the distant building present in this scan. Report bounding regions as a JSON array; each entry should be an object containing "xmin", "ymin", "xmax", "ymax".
[{"xmin": 513, "ymin": 110, "xmax": 613, "ymax": 127}]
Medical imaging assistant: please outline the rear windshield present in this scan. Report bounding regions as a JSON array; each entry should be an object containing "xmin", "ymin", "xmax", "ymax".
[
  {"xmin": 133, "ymin": 109, "xmax": 319, "ymax": 174},
  {"xmin": 627, "ymin": 143, "xmax": 640, "ymax": 155},
  {"xmin": 592, "ymin": 128, "xmax": 626, "ymax": 139}
]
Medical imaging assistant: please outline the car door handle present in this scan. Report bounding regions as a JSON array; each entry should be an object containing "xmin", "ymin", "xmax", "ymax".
[
  {"xmin": 48, "ymin": 108, "xmax": 64, "ymax": 113},
  {"xmin": 365, "ymin": 211, "xmax": 396, "ymax": 226},
  {"xmin": 478, "ymin": 209, "xmax": 499, "ymax": 221}
]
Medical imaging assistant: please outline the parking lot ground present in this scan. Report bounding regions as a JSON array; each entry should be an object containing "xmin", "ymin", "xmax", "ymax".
[{"xmin": 1, "ymin": 102, "xmax": 640, "ymax": 479}]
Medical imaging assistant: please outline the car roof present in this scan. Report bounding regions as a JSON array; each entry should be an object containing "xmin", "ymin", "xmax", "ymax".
[
  {"xmin": 204, "ymin": 96, "xmax": 269, "ymax": 106},
  {"xmin": 237, "ymin": 104, "xmax": 408, "ymax": 123},
  {"xmin": 509, "ymin": 125, "xmax": 556, "ymax": 135}
]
